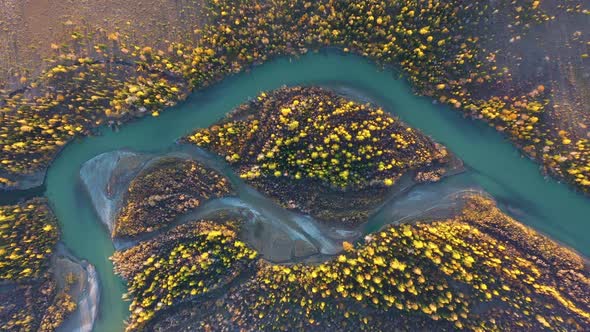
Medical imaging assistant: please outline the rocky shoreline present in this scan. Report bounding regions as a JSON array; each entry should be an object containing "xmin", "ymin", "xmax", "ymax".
[
  {"xmin": 80, "ymin": 148, "xmax": 342, "ymax": 261},
  {"xmin": 80, "ymin": 150, "xmax": 236, "ymax": 245},
  {"xmin": 78, "ymin": 141, "xmax": 465, "ymax": 264}
]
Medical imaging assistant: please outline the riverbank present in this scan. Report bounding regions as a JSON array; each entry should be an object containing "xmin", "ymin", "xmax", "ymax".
[
  {"xmin": 79, "ymin": 135, "xmax": 465, "ymax": 263},
  {"xmin": 79, "ymin": 150, "xmax": 152, "ymax": 235},
  {"xmin": 2, "ymin": 0, "xmax": 588, "ymax": 196},
  {"xmin": 0, "ymin": 199, "xmax": 98, "ymax": 331},
  {"xmin": 80, "ymin": 150, "xmax": 235, "ymax": 242},
  {"xmin": 112, "ymin": 192, "xmax": 590, "ymax": 331},
  {"xmin": 53, "ymin": 244, "xmax": 100, "ymax": 332},
  {"xmin": 80, "ymin": 148, "xmax": 341, "ymax": 260},
  {"xmin": 36, "ymin": 52, "xmax": 590, "ymax": 332},
  {"xmin": 184, "ymin": 86, "xmax": 459, "ymax": 225}
]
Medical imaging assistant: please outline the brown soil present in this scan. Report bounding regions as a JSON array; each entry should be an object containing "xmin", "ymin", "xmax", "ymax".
[
  {"xmin": 0, "ymin": 0, "xmax": 207, "ymax": 91},
  {"xmin": 480, "ymin": 0, "xmax": 590, "ymax": 140}
]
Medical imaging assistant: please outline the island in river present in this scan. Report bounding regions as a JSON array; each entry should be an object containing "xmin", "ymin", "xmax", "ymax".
[
  {"xmin": 76, "ymin": 86, "xmax": 589, "ymax": 331},
  {"xmin": 184, "ymin": 86, "xmax": 456, "ymax": 225}
]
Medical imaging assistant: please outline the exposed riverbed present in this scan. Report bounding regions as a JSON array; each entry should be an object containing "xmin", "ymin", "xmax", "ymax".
[
  {"xmin": 27, "ymin": 52, "xmax": 589, "ymax": 332},
  {"xmin": 79, "ymin": 145, "xmax": 463, "ymax": 261}
]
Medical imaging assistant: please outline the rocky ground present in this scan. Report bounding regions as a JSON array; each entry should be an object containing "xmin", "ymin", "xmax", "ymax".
[
  {"xmin": 52, "ymin": 245, "xmax": 99, "ymax": 332},
  {"xmin": 79, "ymin": 150, "xmax": 152, "ymax": 235},
  {"xmin": 482, "ymin": 0, "xmax": 589, "ymax": 141},
  {"xmin": 477, "ymin": 0, "xmax": 590, "ymax": 183},
  {"xmin": 80, "ymin": 147, "xmax": 342, "ymax": 262}
]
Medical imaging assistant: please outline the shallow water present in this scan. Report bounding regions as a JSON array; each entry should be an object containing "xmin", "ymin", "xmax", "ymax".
[{"xmin": 35, "ymin": 51, "xmax": 590, "ymax": 332}]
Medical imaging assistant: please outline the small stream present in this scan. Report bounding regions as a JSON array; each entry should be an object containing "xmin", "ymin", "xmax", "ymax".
[{"xmin": 6, "ymin": 51, "xmax": 586, "ymax": 332}]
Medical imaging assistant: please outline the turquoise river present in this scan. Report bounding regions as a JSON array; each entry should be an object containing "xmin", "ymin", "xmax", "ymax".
[{"xmin": 33, "ymin": 52, "xmax": 590, "ymax": 331}]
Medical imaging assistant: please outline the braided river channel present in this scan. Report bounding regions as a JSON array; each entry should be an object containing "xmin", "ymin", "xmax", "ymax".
[{"xmin": 28, "ymin": 52, "xmax": 590, "ymax": 331}]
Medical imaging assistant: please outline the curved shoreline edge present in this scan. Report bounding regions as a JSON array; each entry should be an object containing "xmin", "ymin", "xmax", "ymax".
[{"xmin": 1, "ymin": 46, "xmax": 589, "ymax": 197}]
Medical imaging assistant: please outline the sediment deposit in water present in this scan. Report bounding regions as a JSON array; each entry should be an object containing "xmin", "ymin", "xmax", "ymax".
[{"xmin": 80, "ymin": 151, "xmax": 234, "ymax": 240}]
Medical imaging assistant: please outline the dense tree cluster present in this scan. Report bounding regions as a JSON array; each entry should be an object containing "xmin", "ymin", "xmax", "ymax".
[
  {"xmin": 1, "ymin": 276, "xmax": 58, "ymax": 331},
  {"xmin": 0, "ymin": 62, "xmax": 168, "ymax": 186},
  {"xmin": 0, "ymin": 199, "xmax": 78, "ymax": 332},
  {"xmin": 113, "ymin": 195, "xmax": 590, "ymax": 331},
  {"xmin": 187, "ymin": 87, "xmax": 447, "ymax": 189},
  {"xmin": 0, "ymin": 198, "xmax": 58, "ymax": 280},
  {"xmin": 38, "ymin": 292, "xmax": 77, "ymax": 332},
  {"xmin": 185, "ymin": 86, "xmax": 451, "ymax": 224},
  {"xmin": 1, "ymin": 276, "xmax": 78, "ymax": 332},
  {"xmin": 0, "ymin": 0, "xmax": 588, "ymax": 195},
  {"xmin": 111, "ymin": 220, "xmax": 258, "ymax": 331},
  {"xmin": 114, "ymin": 157, "xmax": 234, "ymax": 237}
]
